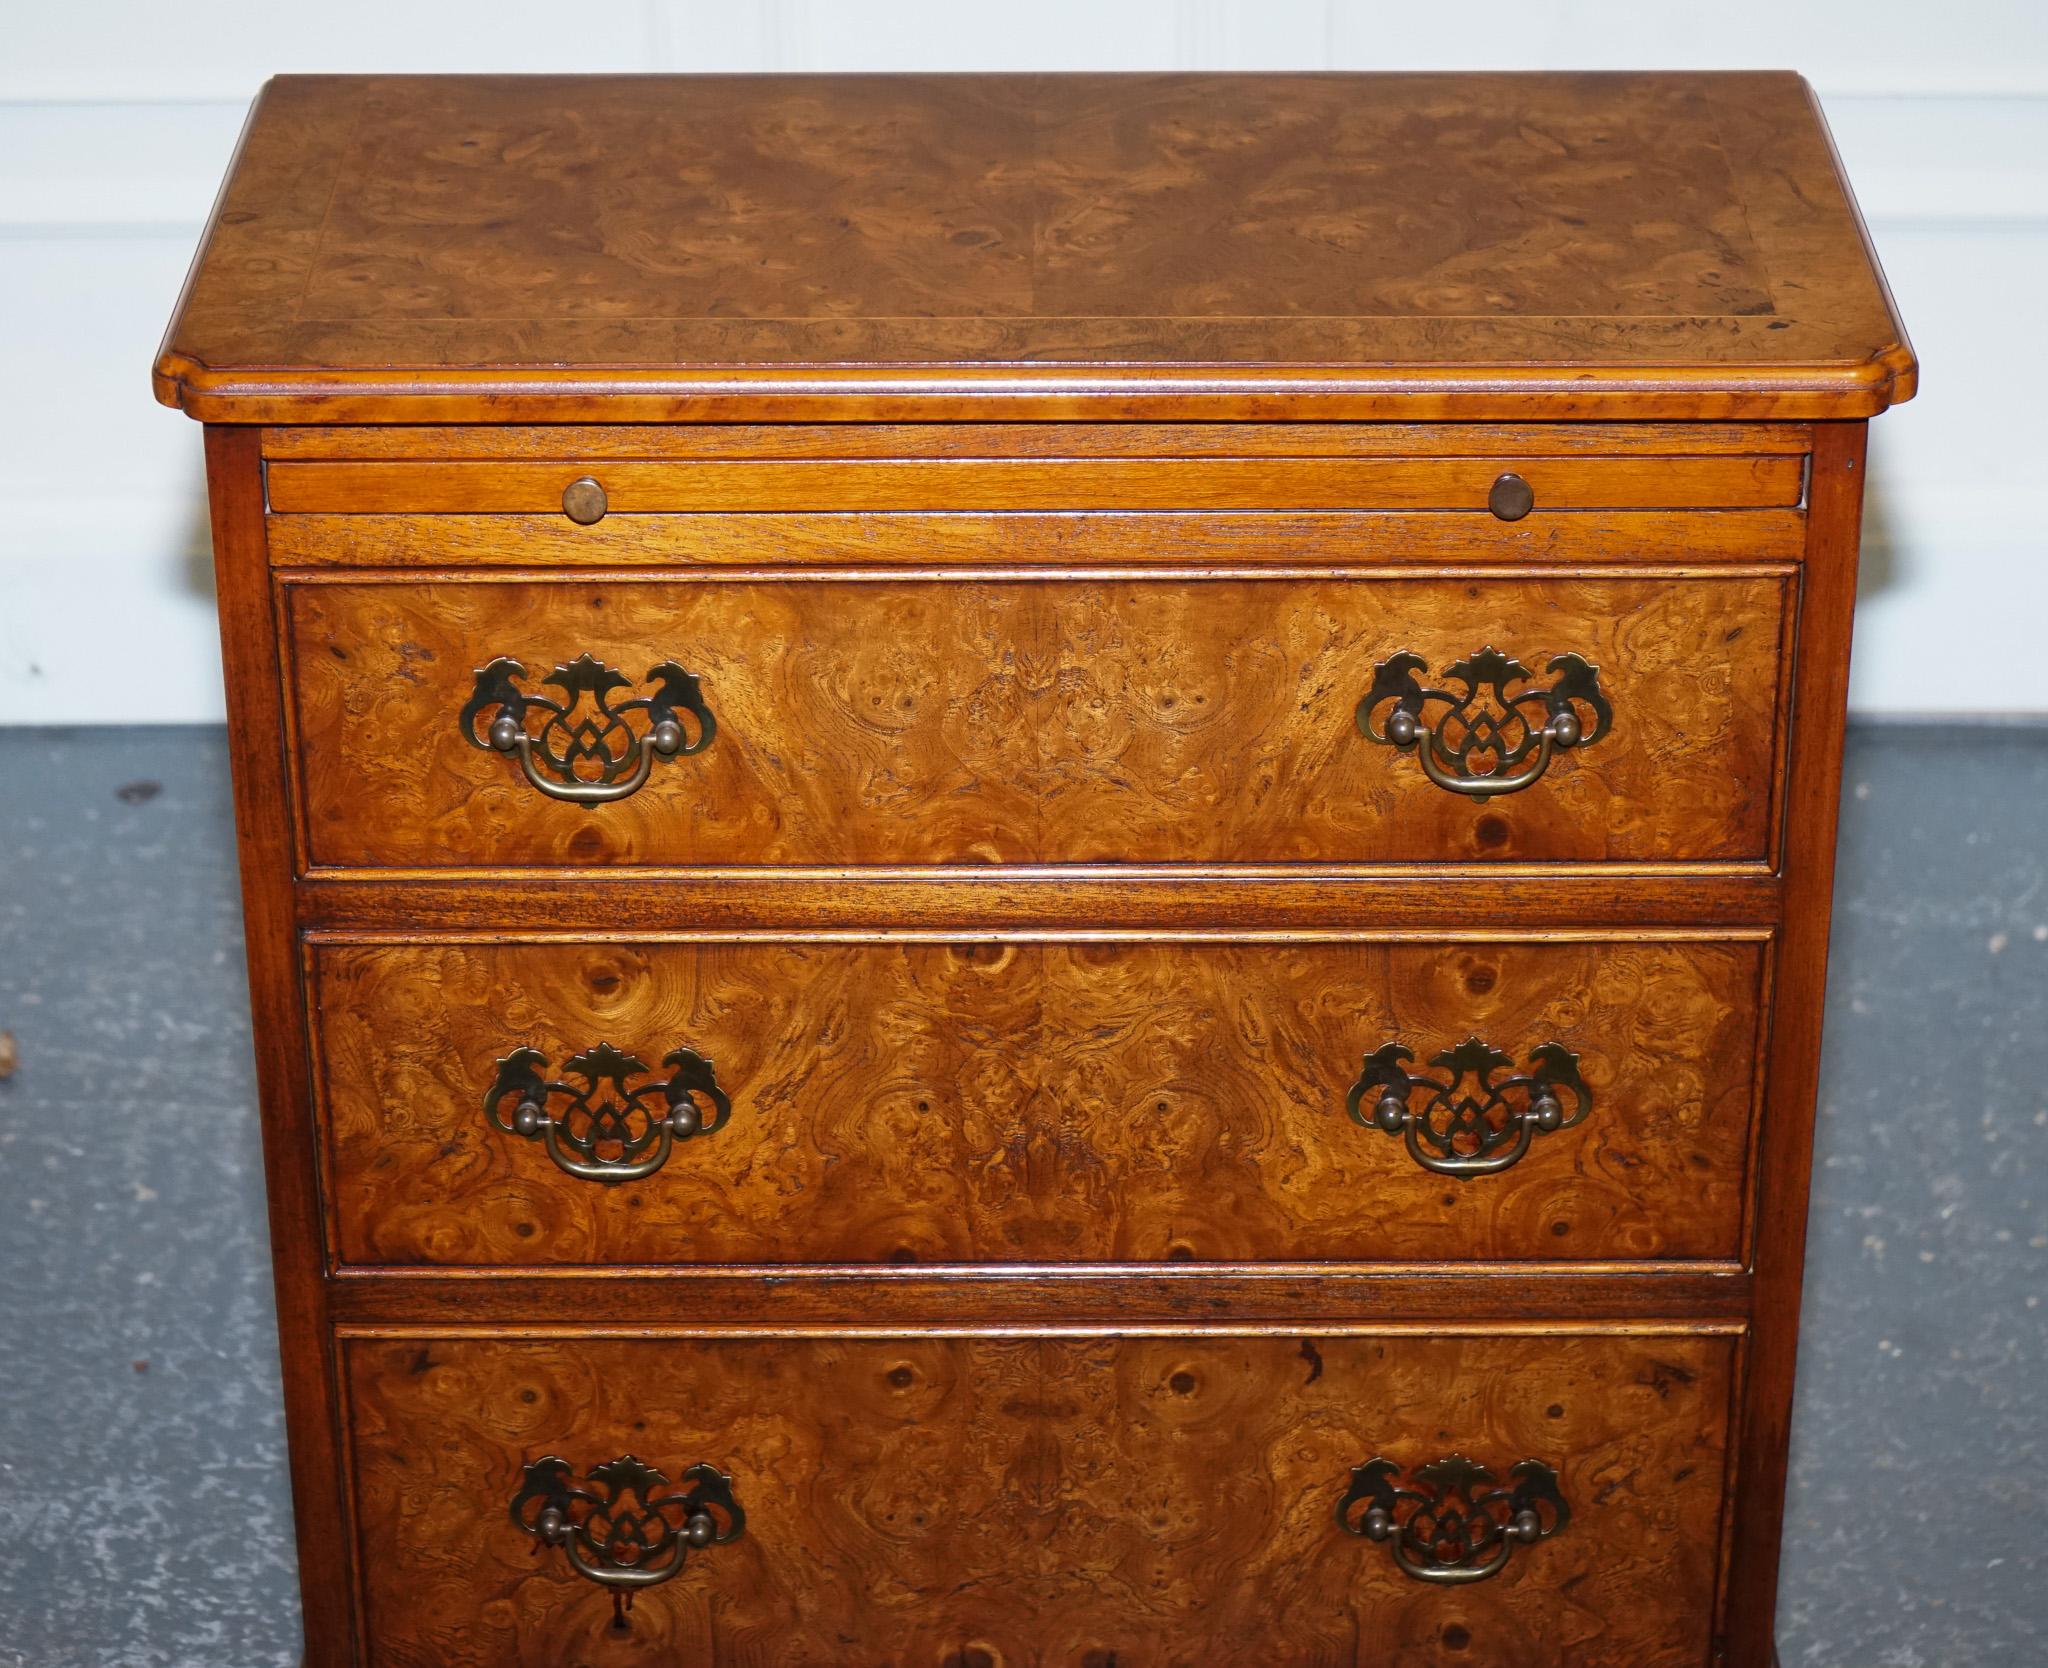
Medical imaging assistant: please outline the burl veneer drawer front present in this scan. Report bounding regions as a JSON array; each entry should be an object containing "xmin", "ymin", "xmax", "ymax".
[
  {"xmin": 343, "ymin": 1329, "xmax": 1733, "ymax": 1668},
  {"xmin": 266, "ymin": 452, "xmax": 1804, "ymax": 514},
  {"xmin": 283, "ymin": 573, "xmax": 1789, "ymax": 869},
  {"xmin": 311, "ymin": 936, "xmax": 1762, "ymax": 1267}
]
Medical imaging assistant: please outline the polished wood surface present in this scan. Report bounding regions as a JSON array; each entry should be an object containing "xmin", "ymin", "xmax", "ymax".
[
  {"xmin": 202, "ymin": 429, "xmax": 360, "ymax": 1661},
  {"xmin": 313, "ymin": 936, "xmax": 1763, "ymax": 1268},
  {"xmin": 1723, "ymin": 421, "xmax": 1870, "ymax": 1667},
  {"xmin": 262, "ymin": 421, "xmax": 1816, "ymax": 461},
  {"xmin": 267, "ymin": 509, "xmax": 1809, "ymax": 573},
  {"xmin": 266, "ymin": 455, "xmax": 1803, "ymax": 514},
  {"xmin": 155, "ymin": 74, "xmax": 1914, "ymax": 422},
  {"xmin": 326, "ymin": 1265, "xmax": 1756, "ymax": 1328},
  {"xmin": 344, "ymin": 1329, "xmax": 1735, "ymax": 1667},
  {"xmin": 296, "ymin": 873, "xmax": 1787, "ymax": 934},
  {"xmin": 160, "ymin": 66, "xmax": 1911, "ymax": 1668},
  {"xmin": 285, "ymin": 572, "xmax": 1790, "ymax": 869}
]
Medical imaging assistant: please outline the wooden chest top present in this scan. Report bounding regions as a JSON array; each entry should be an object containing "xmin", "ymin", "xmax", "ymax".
[{"xmin": 154, "ymin": 71, "xmax": 1915, "ymax": 424}]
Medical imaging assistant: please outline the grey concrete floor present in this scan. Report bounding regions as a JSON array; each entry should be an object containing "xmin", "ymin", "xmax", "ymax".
[{"xmin": 0, "ymin": 722, "xmax": 2041, "ymax": 1667}]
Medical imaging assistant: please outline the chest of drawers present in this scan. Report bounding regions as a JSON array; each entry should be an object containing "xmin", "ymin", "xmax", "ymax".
[{"xmin": 158, "ymin": 71, "xmax": 1913, "ymax": 1666}]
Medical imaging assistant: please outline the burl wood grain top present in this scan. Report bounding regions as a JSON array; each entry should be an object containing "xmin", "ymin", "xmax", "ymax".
[{"xmin": 155, "ymin": 72, "xmax": 1914, "ymax": 422}]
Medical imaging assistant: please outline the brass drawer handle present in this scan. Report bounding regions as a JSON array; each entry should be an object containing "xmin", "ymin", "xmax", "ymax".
[
  {"xmin": 460, "ymin": 652, "xmax": 714, "ymax": 805},
  {"xmin": 1347, "ymin": 1036, "xmax": 1589, "ymax": 1178},
  {"xmin": 1337, "ymin": 1454, "xmax": 1569, "ymax": 1584},
  {"xmin": 1357, "ymin": 646, "xmax": 1610, "ymax": 801},
  {"xmin": 513, "ymin": 1455, "xmax": 743, "ymax": 1627},
  {"xmin": 486, "ymin": 1041, "xmax": 730, "ymax": 1185}
]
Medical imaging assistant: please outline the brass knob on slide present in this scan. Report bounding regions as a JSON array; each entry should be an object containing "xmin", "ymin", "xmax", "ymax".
[
  {"xmin": 1487, "ymin": 472, "xmax": 1534, "ymax": 521},
  {"xmin": 562, "ymin": 475, "xmax": 609, "ymax": 524}
]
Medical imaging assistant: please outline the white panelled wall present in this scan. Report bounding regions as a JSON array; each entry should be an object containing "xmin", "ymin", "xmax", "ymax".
[{"xmin": 2, "ymin": 0, "xmax": 2042, "ymax": 722}]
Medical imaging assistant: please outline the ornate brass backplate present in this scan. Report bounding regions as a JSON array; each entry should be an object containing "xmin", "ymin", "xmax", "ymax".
[
  {"xmin": 1357, "ymin": 646, "xmax": 1611, "ymax": 800},
  {"xmin": 1336, "ymin": 1453, "xmax": 1570, "ymax": 1584},
  {"xmin": 1347, "ymin": 1036, "xmax": 1591, "ymax": 1178},
  {"xmin": 459, "ymin": 652, "xmax": 714, "ymax": 804},
  {"xmin": 485, "ymin": 1041, "xmax": 730, "ymax": 1185},
  {"xmin": 511, "ymin": 1455, "xmax": 745, "ymax": 1628}
]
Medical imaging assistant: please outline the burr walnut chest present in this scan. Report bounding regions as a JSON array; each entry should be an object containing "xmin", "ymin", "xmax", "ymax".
[{"xmin": 158, "ymin": 71, "xmax": 1914, "ymax": 1667}]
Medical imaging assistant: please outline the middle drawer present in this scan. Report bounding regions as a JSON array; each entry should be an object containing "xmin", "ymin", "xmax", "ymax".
[{"xmin": 309, "ymin": 935, "xmax": 1764, "ymax": 1268}]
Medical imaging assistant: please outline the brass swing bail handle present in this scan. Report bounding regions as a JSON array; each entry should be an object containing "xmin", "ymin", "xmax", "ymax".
[
  {"xmin": 1357, "ymin": 646, "xmax": 1612, "ymax": 802},
  {"xmin": 511, "ymin": 1456, "xmax": 747, "ymax": 1594},
  {"xmin": 459, "ymin": 652, "xmax": 716, "ymax": 806},
  {"xmin": 1336, "ymin": 1454, "xmax": 1570, "ymax": 1585},
  {"xmin": 1381, "ymin": 701, "xmax": 1585, "ymax": 800},
  {"xmin": 484, "ymin": 712, "xmax": 693, "ymax": 805}
]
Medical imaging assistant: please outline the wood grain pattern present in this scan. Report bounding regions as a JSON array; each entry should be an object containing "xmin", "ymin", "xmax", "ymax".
[
  {"xmin": 343, "ymin": 1330, "xmax": 1735, "ymax": 1667},
  {"xmin": 265, "ymin": 509, "xmax": 1810, "ymax": 572},
  {"xmin": 1723, "ymin": 422, "xmax": 1869, "ymax": 1666},
  {"xmin": 284, "ymin": 573, "xmax": 1790, "ymax": 869},
  {"xmin": 325, "ymin": 1267, "xmax": 1756, "ymax": 1328},
  {"xmin": 312, "ymin": 937, "xmax": 1764, "ymax": 1268},
  {"xmin": 154, "ymin": 74, "xmax": 1913, "ymax": 423},
  {"xmin": 160, "ymin": 63, "xmax": 1911, "ymax": 1668},
  {"xmin": 202, "ymin": 428, "xmax": 360, "ymax": 1666},
  {"xmin": 261, "ymin": 422, "xmax": 1817, "ymax": 461},
  {"xmin": 264, "ymin": 456, "xmax": 1804, "ymax": 514},
  {"xmin": 294, "ymin": 874, "xmax": 1785, "ymax": 935}
]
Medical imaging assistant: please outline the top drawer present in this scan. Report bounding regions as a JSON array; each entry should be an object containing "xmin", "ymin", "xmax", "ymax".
[{"xmin": 281, "ymin": 569, "xmax": 1789, "ymax": 871}]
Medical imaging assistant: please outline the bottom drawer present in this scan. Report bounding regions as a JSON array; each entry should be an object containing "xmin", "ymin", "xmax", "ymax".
[{"xmin": 342, "ymin": 1327, "xmax": 1735, "ymax": 1667}]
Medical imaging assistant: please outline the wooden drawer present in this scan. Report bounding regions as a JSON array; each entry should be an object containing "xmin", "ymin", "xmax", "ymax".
[
  {"xmin": 310, "ymin": 935, "xmax": 1763, "ymax": 1267},
  {"xmin": 283, "ymin": 571, "xmax": 1791, "ymax": 869},
  {"xmin": 342, "ymin": 1328, "xmax": 1734, "ymax": 1667},
  {"xmin": 266, "ymin": 452, "xmax": 1804, "ymax": 514}
]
